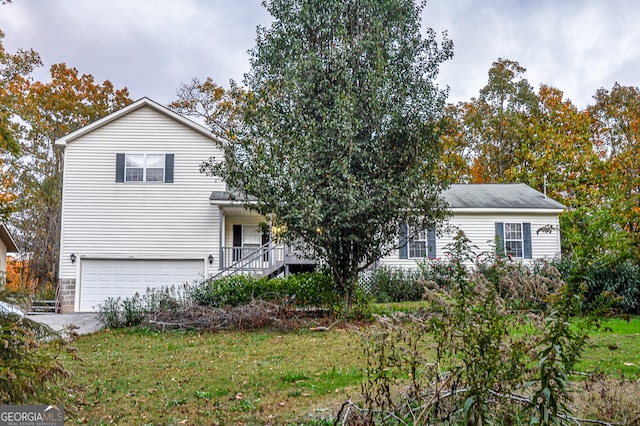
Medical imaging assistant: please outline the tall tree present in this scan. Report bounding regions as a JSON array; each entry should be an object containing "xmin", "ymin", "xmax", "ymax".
[
  {"xmin": 170, "ymin": 77, "xmax": 247, "ymax": 141},
  {"xmin": 203, "ymin": 0, "xmax": 453, "ymax": 306},
  {"xmin": 0, "ymin": 29, "xmax": 41, "ymax": 220},
  {"xmin": 8, "ymin": 63, "xmax": 131, "ymax": 289},
  {"xmin": 455, "ymin": 58, "xmax": 538, "ymax": 182},
  {"xmin": 588, "ymin": 83, "xmax": 640, "ymax": 260}
]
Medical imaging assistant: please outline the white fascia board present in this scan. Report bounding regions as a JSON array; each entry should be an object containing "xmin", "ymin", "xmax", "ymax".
[
  {"xmin": 450, "ymin": 208, "xmax": 565, "ymax": 215},
  {"xmin": 209, "ymin": 199, "xmax": 256, "ymax": 207}
]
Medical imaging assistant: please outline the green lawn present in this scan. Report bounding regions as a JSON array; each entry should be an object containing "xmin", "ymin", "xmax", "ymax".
[
  {"xmin": 57, "ymin": 316, "xmax": 640, "ymax": 425},
  {"xmin": 577, "ymin": 317, "xmax": 640, "ymax": 378},
  {"xmin": 61, "ymin": 327, "xmax": 363, "ymax": 425}
]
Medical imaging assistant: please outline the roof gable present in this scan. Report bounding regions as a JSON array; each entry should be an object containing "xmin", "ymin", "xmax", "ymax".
[
  {"xmin": 443, "ymin": 184, "xmax": 565, "ymax": 211},
  {"xmin": 0, "ymin": 223, "xmax": 18, "ymax": 252},
  {"xmin": 55, "ymin": 97, "xmax": 220, "ymax": 147}
]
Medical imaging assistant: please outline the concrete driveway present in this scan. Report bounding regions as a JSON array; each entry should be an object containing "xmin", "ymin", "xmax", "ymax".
[{"xmin": 26, "ymin": 313, "xmax": 103, "ymax": 336}]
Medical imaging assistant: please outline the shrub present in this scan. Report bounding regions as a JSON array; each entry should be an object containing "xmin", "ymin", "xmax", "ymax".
[
  {"xmin": 364, "ymin": 267, "xmax": 425, "ymax": 302},
  {"xmin": 584, "ymin": 260, "xmax": 640, "ymax": 314},
  {"xmin": 97, "ymin": 286, "xmax": 186, "ymax": 328},
  {"xmin": 188, "ymin": 272, "xmax": 338, "ymax": 309}
]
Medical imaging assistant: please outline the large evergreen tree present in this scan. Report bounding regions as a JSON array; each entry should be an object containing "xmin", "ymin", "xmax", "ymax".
[{"xmin": 204, "ymin": 0, "xmax": 453, "ymax": 306}]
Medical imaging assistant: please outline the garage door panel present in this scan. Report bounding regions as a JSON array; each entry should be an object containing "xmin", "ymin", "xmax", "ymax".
[{"xmin": 79, "ymin": 259, "xmax": 203, "ymax": 312}]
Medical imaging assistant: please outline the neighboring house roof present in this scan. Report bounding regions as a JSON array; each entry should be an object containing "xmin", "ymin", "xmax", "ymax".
[
  {"xmin": 0, "ymin": 223, "xmax": 18, "ymax": 252},
  {"xmin": 55, "ymin": 97, "xmax": 221, "ymax": 147},
  {"xmin": 443, "ymin": 184, "xmax": 565, "ymax": 212}
]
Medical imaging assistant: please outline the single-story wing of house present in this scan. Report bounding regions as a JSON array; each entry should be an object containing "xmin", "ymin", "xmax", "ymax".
[{"xmin": 55, "ymin": 98, "xmax": 565, "ymax": 313}]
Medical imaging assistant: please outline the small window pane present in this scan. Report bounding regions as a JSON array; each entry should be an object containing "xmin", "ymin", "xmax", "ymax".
[
  {"xmin": 146, "ymin": 168, "xmax": 164, "ymax": 182},
  {"xmin": 126, "ymin": 154, "xmax": 144, "ymax": 168},
  {"xmin": 126, "ymin": 168, "xmax": 144, "ymax": 182},
  {"xmin": 147, "ymin": 154, "xmax": 164, "ymax": 168},
  {"xmin": 504, "ymin": 223, "xmax": 522, "ymax": 240},
  {"xmin": 506, "ymin": 241, "xmax": 523, "ymax": 258},
  {"xmin": 409, "ymin": 241, "xmax": 426, "ymax": 258}
]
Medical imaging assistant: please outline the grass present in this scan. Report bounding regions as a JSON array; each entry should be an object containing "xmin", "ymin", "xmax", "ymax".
[
  {"xmin": 61, "ymin": 327, "xmax": 363, "ymax": 425},
  {"xmin": 577, "ymin": 317, "xmax": 640, "ymax": 378},
  {"xmin": 55, "ymin": 315, "xmax": 640, "ymax": 425}
]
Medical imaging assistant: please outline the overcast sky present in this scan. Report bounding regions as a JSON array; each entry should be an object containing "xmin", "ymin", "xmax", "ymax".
[{"xmin": 1, "ymin": 0, "xmax": 638, "ymax": 109}]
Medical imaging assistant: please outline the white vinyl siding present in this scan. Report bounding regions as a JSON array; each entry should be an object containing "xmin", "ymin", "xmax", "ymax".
[
  {"xmin": 59, "ymin": 106, "xmax": 225, "ymax": 292},
  {"xmin": 382, "ymin": 212, "xmax": 561, "ymax": 269}
]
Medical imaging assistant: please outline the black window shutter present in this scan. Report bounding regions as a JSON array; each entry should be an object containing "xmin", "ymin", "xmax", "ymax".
[
  {"xmin": 116, "ymin": 153, "xmax": 125, "ymax": 182},
  {"xmin": 523, "ymin": 222, "xmax": 532, "ymax": 259},
  {"xmin": 164, "ymin": 154, "xmax": 174, "ymax": 183},
  {"xmin": 399, "ymin": 223, "xmax": 408, "ymax": 259},
  {"xmin": 427, "ymin": 228, "xmax": 436, "ymax": 259},
  {"xmin": 495, "ymin": 222, "xmax": 505, "ymax": 256}
]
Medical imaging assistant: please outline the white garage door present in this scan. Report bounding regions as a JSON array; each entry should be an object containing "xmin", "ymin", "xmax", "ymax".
[{"xmin": 79, "ymin": 259, "xmax": 204, "ymax": 312}]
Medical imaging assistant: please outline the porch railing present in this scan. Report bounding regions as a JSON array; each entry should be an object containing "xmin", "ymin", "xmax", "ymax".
[{"xmin": 213, "ymin": 242, "xmax": 286, "ymax": 280}]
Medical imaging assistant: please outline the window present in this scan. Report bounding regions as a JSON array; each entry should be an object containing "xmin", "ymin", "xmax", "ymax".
[
  {"xmin": 504, "ymin": 223, "xmax": 523, "ymax": 258},
  {"xmin": 408, "ymin": 228, "xmax": 427, "ymax": 258},
  {"xmin": 242, "ymin": 225, "xmax": 262, "ymax": 249},
  {"xmin": 116, "ymin": 153, "xmax": 174, "ymax": 183},
  {"xmin": 125, "ymin": 154, "xmax": 164, "ymax": 182},
  {"xmin": 399, "ymin": 224, "xmax": 436, "ymax": 259}
]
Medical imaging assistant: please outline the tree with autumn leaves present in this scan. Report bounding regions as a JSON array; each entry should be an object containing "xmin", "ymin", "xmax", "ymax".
[{"xmin": 439, "ymin": 58, "xmax": 640, "ymax": 266}]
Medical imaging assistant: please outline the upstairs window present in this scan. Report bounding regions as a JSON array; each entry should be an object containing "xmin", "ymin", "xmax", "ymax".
[{"xmin": 116, "ymin": 153, "xmax": 174, "ymax": 183}]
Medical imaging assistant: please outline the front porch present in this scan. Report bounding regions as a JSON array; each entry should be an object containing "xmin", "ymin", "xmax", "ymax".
[{"xmin": 213, "ymin": 203, "xmax": 315, "ymax": 279}]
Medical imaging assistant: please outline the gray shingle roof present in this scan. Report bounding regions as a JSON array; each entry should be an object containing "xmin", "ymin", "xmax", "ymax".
[
  {"xmin": 211, "ymin": 184, "xmax": 565, "ymax": 211},
  {"xmin": 443, "ymin": 184, "xmax": 565, "ymax": 210}
]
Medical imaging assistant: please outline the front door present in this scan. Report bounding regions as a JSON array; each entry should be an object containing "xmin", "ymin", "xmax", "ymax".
[{"xmin": 232, "ymin": 224, "xmax": 265, "ymax": 262}]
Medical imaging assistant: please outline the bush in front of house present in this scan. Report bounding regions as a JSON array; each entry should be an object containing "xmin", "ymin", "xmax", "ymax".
[
  {"xmin": 97, "ymin": 286, "xmax": 185, "ymax": 328},
  {"xmin": 188, "ymin": 271, "xmax": 339, "ymax": 309},
  {"xmin": 364, "ymin": 267, "xmax": 425, "ymax": 303}
]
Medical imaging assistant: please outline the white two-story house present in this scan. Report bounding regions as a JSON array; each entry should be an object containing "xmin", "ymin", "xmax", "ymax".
[{"xmin": 56, "ymin": 98, "xmax": 564, "ymax": 312}]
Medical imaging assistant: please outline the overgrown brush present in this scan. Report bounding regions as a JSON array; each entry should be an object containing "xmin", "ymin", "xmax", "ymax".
[
  {"xmin": 96, "ymin": 285, "xmax": 186, "ymax": 328},
  {"xmin": 96, "ymin": 273, "xmax": 344, "ymax": 330},
  {"xmin": 347, "ymin": 231, "xmax": 608, "ymax": 426}
]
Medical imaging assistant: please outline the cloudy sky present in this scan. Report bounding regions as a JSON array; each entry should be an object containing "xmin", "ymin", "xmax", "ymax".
[{"xmin": 0, "ymin": 0, "xmax": 638, "ymax": 109}]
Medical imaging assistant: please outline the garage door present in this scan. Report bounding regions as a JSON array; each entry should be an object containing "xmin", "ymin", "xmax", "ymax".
[{"xmin": 79, "ymin": 259, "xmax": 204, "ymax": 312}]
